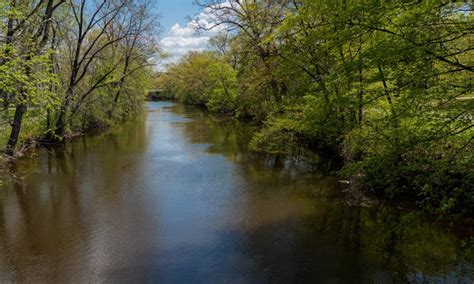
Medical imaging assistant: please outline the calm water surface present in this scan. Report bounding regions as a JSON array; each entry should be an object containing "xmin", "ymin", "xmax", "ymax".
[{"xmin": 0, "ymin": 102, "xmax": 472, "ymax": 283}]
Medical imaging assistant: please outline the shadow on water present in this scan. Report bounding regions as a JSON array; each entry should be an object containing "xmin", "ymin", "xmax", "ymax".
[{"xmin": 0, "ymin": 101, "xmax": 471, "ymax": 283}]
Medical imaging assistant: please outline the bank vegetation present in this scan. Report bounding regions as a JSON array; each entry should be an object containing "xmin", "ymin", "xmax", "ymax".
[
  {"xmin": 157, "ymin": 0, "xmax": 473, "ymax": 216},
  {"xmin": 0, "ymin": 0, "xmax": 159, "ymax": 159}
]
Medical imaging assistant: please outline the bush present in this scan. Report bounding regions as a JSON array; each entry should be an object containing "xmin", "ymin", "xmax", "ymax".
[{"xmin": 344, "ymin": 125, "xmax": 474, "ymax": 215}]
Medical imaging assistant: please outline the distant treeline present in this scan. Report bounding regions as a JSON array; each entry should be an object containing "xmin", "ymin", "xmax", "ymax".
[{"xmin": 157, "ymin": 0, "xmax": 473, "ymax": 216}]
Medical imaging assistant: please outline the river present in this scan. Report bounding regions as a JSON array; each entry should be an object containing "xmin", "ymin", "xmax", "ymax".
[{"xmin": 0, "ymin": 101, "xmax": 472, "ymax": 283}]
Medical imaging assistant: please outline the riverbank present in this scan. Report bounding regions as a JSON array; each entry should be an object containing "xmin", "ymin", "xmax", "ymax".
[
  {"xmin": 0, "ymin": 105, "xmax": 146, "ymax": 186},
  {"xmin": 150, "ymin": 95, "xmax": 474, "ymax": 221},
  {"xmin": 156, "ymin": 0, "xmax": 473, "ymax": 217},
  {"xmin": 4, "ymin": 99, "xmax": 473, "ymax": 234},
  {"xmin": 0, "ymin": 101, "xmax": 471, "ymax": 282}
]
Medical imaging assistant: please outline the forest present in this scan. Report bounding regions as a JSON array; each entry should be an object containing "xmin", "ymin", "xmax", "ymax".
[
  {"xmin": 0, "ymin": 0, "xmax": 473, "ymax": 216},
  {"xmin": 0, "ymin": 0, "xmax": 472, "ymax": 281},
  {"xmin": 0, "ymin": 0, "xmax": 157, "ymax": 155},
  {"xmin": 156, "ymin": 0, "xmax": 474, "ymax": 216}
]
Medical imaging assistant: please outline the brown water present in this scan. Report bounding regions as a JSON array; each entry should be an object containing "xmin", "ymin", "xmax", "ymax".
[{"xmin": 0, "ymin": 101, "xmax": 472, "ymax": 283}]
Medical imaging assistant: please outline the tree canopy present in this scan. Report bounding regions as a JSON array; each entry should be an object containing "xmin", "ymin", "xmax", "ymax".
[
  {"xmin": 158, "ymin": 0, "xmax": 473, "ymax": 215},
  {"xmin": 0, "ymin": 0, "xmax": 159, "ymax": 155}
]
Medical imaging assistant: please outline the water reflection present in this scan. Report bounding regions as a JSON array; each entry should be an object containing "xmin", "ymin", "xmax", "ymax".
[{"xmin": 0, "ymin": 101, "xmax": 471, "ymax": 283}]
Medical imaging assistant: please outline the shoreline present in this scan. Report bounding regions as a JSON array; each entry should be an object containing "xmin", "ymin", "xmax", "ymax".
[{"xmin": 2, "ymin": 100, "xmax": 473, "ymax": 237}]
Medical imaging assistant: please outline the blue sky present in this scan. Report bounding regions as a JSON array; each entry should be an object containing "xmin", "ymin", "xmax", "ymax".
[
  {"xmin": 156, "ymin": 0, "xmax": 200, "ymax": 36},
  {"xmin": 155, "ymin": 0, "xmax": 226, "ymax": 69}
]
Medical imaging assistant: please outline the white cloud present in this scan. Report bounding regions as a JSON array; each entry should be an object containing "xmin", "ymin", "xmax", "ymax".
[{"xmin": 158, "ymin": 2, "xmax": 229, "ymax": 71}]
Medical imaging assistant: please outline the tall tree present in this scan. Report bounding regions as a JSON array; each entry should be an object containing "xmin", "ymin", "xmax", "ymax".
[{"xmin": 1, "ymin": 0, "xmax": 66, "ymax": 155}]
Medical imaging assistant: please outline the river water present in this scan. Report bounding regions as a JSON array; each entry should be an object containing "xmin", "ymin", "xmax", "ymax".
[{"xmin": 0, "ymin": 101, "xmax": 472, "ymax": 283}]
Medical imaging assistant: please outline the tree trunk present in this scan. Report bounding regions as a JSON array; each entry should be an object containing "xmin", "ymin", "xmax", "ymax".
[
  {"xmin": 55, "ymin": 88, "xmax": 73, "ymax": 139},
  {"xmin": 5, "ymin": 103, "xmax": 27, "ymax": 156},
  {"xmin": 378, "ymin": 65, "xmax": 398, "ymax": 128},
  {"xmin": 3, "ymin": 0, "xmax": 60, "ymax": 152},
  {"xmin": 358, "ymin": 67, "xmax": 364, "ymax": 127},
  {"xmin": 270, "ymin": 78, "xmax": 281, "ymax": 103},
  {"xmin": 109, "ymin": 88, "xmax": 122, "ymax": 119}
]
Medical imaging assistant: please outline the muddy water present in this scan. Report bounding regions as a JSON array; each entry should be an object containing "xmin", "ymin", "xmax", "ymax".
[{"xmin": 0, "ymin": 101, "xmax": 471, "ymax": 283}]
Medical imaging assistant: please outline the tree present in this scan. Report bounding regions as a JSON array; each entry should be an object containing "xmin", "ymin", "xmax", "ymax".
[
  {"xmin": 162, "ymin": 0, "xmax": 473, "ymax": 215},
  {"xmin": 0, "ymin": 0, "xmax": 159, "ymax": 154},
  {"xmin": 1, "ymin": 0, "xmax": 66, "ymax": 155}
]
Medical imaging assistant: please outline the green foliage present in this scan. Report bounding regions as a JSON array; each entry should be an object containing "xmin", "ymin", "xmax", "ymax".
[
  {"xmin": 159, "ymin": 52, "xmax": 238, "ymax": 114},
  {"xmin": 345, "ymin": 126, "xmax": 474, "ymax": 215},
  {"xmin": 0, "ymin": 46, "xmax": 58, "ymax": 106},
  {"xmin": 0, "ymin": 43, "xmax": 60, "ymax": 147},
  {"xmin": 162, "ymin": 0, "xmax": 473, "ymax": 216},
  {"xmin": 0, "ymin": 0, "xmax": 157, "ymax": 155},
  {"xmin": 250, "ymin": 116, "xmax": 302, "ymax": 156}
]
